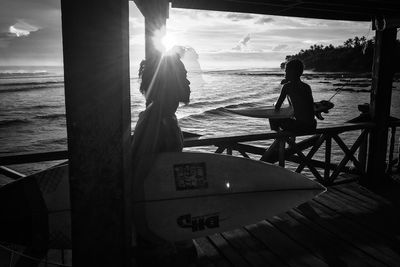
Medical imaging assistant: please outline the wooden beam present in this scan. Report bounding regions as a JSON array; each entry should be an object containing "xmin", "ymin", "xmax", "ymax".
[
  {"xmin": 331, "ymin": 130, "xmax": 367, "ymax": 183},
  {"xmin": 60, "ymin": 0, "xmax": 132, "ymax": 266},
  {"xmin": 141, "ymin": 0, "xmax": 169, "ymax": 60},
  {"xmin": 365, "ymin": 28, "xmax": 397, "ymax": 185},
  {"xmin": 295, "ymin": 134, "xmax": 326, "ymax": 173},
  {"xmin": 171, "ymin": 0, "xmax": 400, "ymax": 21},
  {"xmin": 0, "ymin": 166, "xmax": 25, "ymax": 179},
  {"xmin": 0, "ymin": 151, "xmax": 67, "ymax": 165},
  {"xmin": 171, "ymin": 0, "xmax": 383, "ymax": 21},
  {"xmin": 372, "ymin": 17, "xmax": 400, "ymax": 30},
  {"xmin": 184, "ymin": 123, "xmax": 374, "ymax": 148}
]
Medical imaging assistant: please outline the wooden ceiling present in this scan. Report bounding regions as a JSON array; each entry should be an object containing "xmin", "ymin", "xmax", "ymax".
[{"xmin": 169, "ymin": 0, "xmax": 400, "ymax": 22}]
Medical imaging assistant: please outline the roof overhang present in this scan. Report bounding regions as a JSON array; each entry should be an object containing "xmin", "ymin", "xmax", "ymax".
[{"xmin": 168, "ymin": 0, "xmax": 400, "ymax": 22}]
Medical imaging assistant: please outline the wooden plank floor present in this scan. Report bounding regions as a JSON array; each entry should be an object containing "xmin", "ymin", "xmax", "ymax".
[
  {"xmin": 1, "ymin": 180, "xmax": 400, "ymax": 266},
  {"xmin": 193, "ymin": 182, "xmax": 400, "ymax": 267}
]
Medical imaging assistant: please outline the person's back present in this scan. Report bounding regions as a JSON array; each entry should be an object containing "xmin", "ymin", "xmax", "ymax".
[
  {"xmin": 272, "ymin": 59, "xmax": 316, "ymax": 133},
  {"xmin": 284, "ymin": 80, "xmax": 315, "ymax": 127},
  {"xmin": 135, "ymin": 50, "xmax": 191, "ymax": 152}
]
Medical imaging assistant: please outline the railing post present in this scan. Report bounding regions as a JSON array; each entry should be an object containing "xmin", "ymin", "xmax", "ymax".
[
  {"xmin": 366, "ymin": 27, "xmax": 397, "ymax": 185},
  {"xmin": 388, "ymin": 126, "xmax": 396, "ymax": 174},
  {"xmin": 278, "ymin": 137, "xmax": 285, "ymax": 167},
  {"xmin": 358, "ymin": 129, "xmax": 368, "ymax": 173},
  {"xmin": 324, "ymin": 136, "xmax": 331, "ymax": 182},
  {"xmin": 397, "ymin": 133, "xmax": 400, "ymax": 172}
]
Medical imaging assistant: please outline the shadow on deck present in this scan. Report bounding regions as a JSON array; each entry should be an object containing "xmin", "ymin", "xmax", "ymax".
[
  {"xmin": 193, "ymin": 182, "xmax": 400, "ymax": 267},
  {"xmin": 1, "ymin": 180, "xmax": 400, "ymax": 266}
]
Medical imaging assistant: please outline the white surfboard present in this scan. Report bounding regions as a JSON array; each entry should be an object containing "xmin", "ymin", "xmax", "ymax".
[
  {"xmin": 0, "ymin": 152, "xmax": 325, "ymax": 248},
  {"xmin": 224, "ymin": 105, "xmax": 294, "ymax": 119},
  {"xmin": 224, "ymin": 101, "xmax": 334, "ymax": 120}
]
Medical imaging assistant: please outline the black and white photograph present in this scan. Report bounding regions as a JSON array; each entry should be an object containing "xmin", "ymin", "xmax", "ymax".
[{"xmin": 0, "ymin": 0, "xmax": 400, "ymax": 266}]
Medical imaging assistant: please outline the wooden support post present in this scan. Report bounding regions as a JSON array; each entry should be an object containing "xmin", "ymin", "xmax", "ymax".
[
  {"xmin": 365, "ymin": 27, "xmax": 397, "ymax": 185},
  {"xmin": 358, "ymin": 129, "xmax": 368, "ymax": 173},
  {"xmin": 61, "ymin": 0, "xmax": 132, "ymax": 266},
  {"xmin": 388, "ymin": 126, "xmax": 396, "ymax": 173},
  {"xmin": 324, "ymin": 136, "xmax": 331, "ymax": 182},
  {"xmin": 136, "ymin": 0, "xmax": 169, "ymax": 60},
  {"xmin": 278, "ymin": 138, "xmax": 285, "ymax": 167},
  {"xmin": 215, "ymin": 146, "xmax": 226, "ymax": 154}
]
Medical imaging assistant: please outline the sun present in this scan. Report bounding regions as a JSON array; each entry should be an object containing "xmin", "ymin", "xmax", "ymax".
[
  {"xmin": 152, "ymin": 26, "xmax": 180, "ymax": 53},
  {"xmin": 161, "ymin": 33, "xmax": 177, "ymax": 51}
]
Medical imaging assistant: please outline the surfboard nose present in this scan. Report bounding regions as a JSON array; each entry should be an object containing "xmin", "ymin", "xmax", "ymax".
[
  {"xmin": 0, "ymin": 177, "xmax": 48, "ymax": 246},
  {"xmin": 285, "ymin": 173, "xmax": 326, "ymax": 198},
  {"xmin": 309, "ymin": 179, "xmax": 327, "ymax": 197},
  {"xmin": 298, "ymin": 175, "xmax": 326, "ymax": 192}
]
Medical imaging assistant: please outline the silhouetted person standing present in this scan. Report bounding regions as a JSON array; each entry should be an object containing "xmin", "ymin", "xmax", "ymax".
[{"xmin": 131, "ymin": 47, "xmax": 196, "ymax": 266}]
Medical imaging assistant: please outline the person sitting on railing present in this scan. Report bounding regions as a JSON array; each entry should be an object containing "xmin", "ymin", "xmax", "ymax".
[
  {"xmin": 262, "ymin": 59, "xmax": 316, "ymax": 163},
  {"xmin": 270, "ymin": 59, "xmax": 317, "ymax": 134}
]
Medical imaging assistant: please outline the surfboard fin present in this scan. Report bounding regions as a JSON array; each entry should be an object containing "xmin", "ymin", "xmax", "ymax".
[
  {"xmin": 316, "ymin": 112, "xmax": 325, "ymax": 120},
  {"xmin": 314, "ymin": 100, "xmax": 334, "ymax": 120}
]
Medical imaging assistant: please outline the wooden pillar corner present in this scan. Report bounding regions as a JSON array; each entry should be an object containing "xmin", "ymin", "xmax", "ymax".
[
  {"xmin": 365, "ymin": 27, "xmax": 397, "ymax": 186},
  {"xmin": 61, "ymin": 0, "xmax": 132, "ymax": 265}
]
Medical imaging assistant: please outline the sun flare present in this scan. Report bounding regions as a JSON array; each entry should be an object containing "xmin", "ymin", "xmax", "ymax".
[
  {"xmin": 152, "ymin": 26, "xmax": 181, "ymax": 53},
  {"xmin": 161, "ymin": 34, "xmax": 177, "ymax": 51}
]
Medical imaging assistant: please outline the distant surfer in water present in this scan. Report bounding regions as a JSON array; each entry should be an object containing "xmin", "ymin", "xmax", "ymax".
[
  {"xmin": 131, "ymin": 46, "xmax": 195, "ymax": 266},
  {"xmin": 270, "ymin": 59, "xmax": 316, "ymax": 133}
]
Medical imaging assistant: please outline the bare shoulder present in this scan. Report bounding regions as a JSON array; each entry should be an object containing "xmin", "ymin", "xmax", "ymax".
[
  {"xmin": 282, "ymin": 82, "xmax": 291, "ymax": 92},
  {"xmin": 299, "ymin": 80, "xmax": 310, "ymax": 87},
  {"xmin": 299, "ymin": 81, "xmax": 312, "ymax": 91}
]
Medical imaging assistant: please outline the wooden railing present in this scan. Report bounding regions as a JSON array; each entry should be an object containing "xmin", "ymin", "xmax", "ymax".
[
  {"xmin": 1, "ymin": 121, "xmax": 399, "ymax": 186},
  {"xmin": 388, "ymin": 119, "xmax": 400, "ymax": 174},
  {"xmin": 184, "ymin": 121, "xmax": 400, "ymax": 185}
]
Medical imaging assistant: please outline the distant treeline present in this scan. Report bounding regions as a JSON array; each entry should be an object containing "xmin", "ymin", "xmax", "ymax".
[{"xmin": 282, "ymin": 36, "xmax": 400, "ymax": 72}]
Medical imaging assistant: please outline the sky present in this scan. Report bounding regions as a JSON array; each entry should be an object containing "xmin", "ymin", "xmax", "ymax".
[{"xmin": 0, "ymin": 0, "xmax": 373, "ymax": 70}]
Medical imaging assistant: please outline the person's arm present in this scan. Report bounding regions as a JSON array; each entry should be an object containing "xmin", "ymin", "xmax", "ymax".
[{"xmin": 275, "ymin": 84, "xmax": 288, "ymax": 110}]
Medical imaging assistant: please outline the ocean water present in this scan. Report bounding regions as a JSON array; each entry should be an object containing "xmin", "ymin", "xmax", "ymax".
[{"xmin": 1, "ymin": 66, "xmax": 399, "ymax": 175}]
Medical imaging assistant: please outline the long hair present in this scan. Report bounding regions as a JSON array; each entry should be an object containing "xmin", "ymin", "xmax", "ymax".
[{"xmin": 138, "ymin": 51, "xmax": 190, "ymax": 106}]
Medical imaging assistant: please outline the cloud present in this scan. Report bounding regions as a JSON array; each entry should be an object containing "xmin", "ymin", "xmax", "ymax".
[
  {"xmin": 240, "ymin": 34, "xmax": 251, "ymax": 45},
  {"xmin": 0, "ymin": 0, "xmax": 372, "ymax": 67},
  {"xmin": 9, "ymin": 20, "xmax": 39, "ymax": 37},
  {"xmin": 255, "ymin": 17, "xmax": 274, "ymax": 24},
  {"xmin": 0, "ymin": 0, "xmax": 61, "ymax": 64},
  {"xmin": 0, "ymin": 27, "xmax": 63, "ymax": 65},
  {"xmin": 226, "ymin": 13, "xmax": 255, "ymax": 21},
  {"xmin": 232, "ymin": 34, "xmax": 251, "ymax": 51},
  {"xmin": 0, "ymin": 20, "xmax": 39, "ymax": 48},
  {"xmin": 272, "ymin": 44, "xmax": 288, "ymax": 51},
  {"xmin": 199, "ymin": 50, "xmax": 287, "ymax": 69}
]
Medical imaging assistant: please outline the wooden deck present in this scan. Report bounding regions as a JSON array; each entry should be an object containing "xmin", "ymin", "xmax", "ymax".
[
  {"xmin": 193, "ymin": 182, "xmax": 400, "ymax": 267},
  {"xmin": 1, "ymin": 179, "xmax": 400, "ymax": 266}
]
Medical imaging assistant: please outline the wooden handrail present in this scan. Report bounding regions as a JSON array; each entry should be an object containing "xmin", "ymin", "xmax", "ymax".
[
  {"xmin": 184, "ymin": 122, "xmax": 375, "ymax": 147},
  {"xmin": 389, "ymin": 119, "xmax": 400, "ymax": 127},
  {"xmin": 0, "ymin": 166, "xmax": 26, "ymax": 179},
  {"xmin": 0, "ymin": 122, "xmax": 384, "ymax": 167},
  {"xmin": 0, "ymin": 150, "xmax": 68, "ymax": 166}
]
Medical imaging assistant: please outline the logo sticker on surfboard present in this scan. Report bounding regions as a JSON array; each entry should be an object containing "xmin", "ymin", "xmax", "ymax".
[
  {"xmin": 177, "ymin": 213, "xmax": 220, "ymax": 232},
  {"xmin": 173, "ymin": 162, "xmax": 208, "ymax": 190}
]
